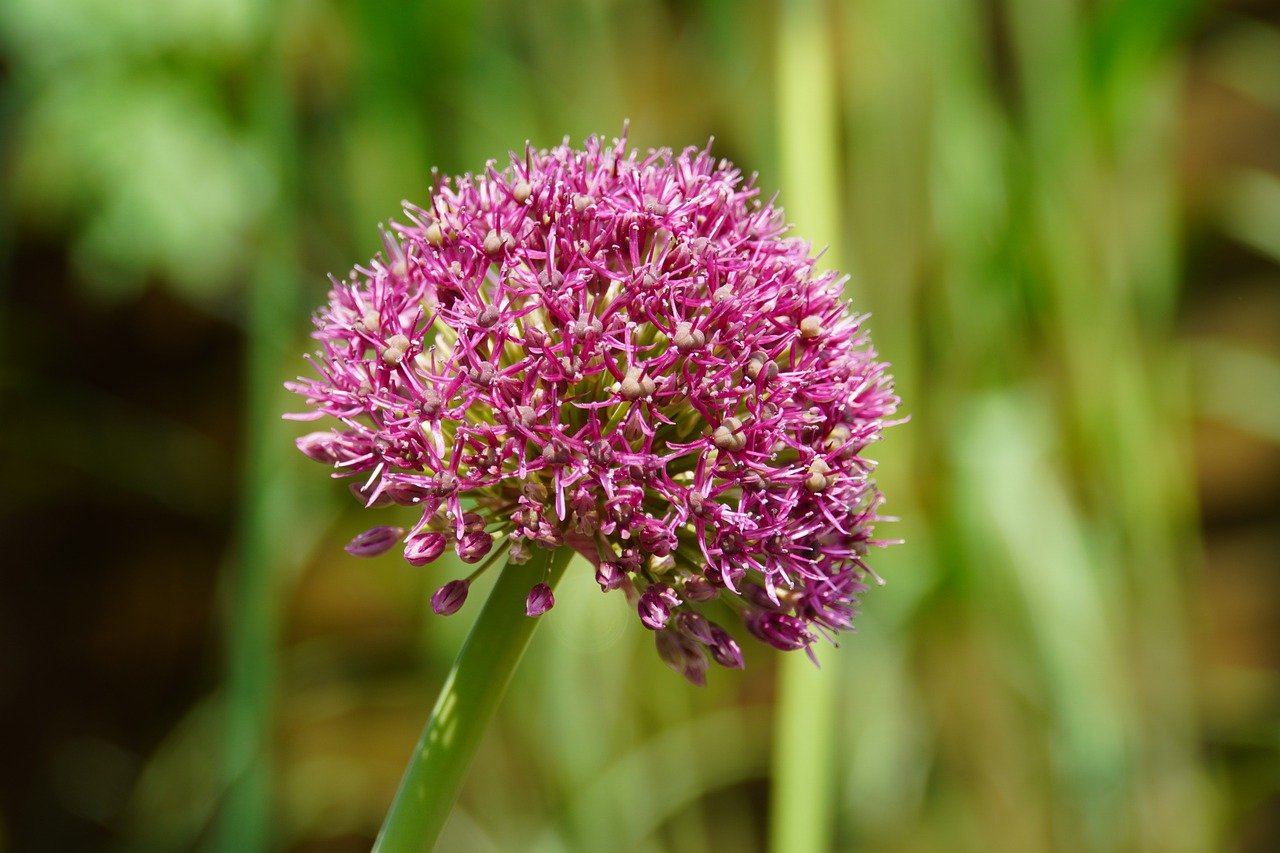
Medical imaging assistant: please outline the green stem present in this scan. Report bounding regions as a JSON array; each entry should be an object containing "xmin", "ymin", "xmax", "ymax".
[{"xmin": 374, "ymin": 546, "xmax": 575, "ymax": 852}]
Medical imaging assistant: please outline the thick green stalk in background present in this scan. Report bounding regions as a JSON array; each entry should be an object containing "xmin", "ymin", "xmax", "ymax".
[
  {"xmin": 769, "ymin": 1, "xmax": 844, "ymax": 851},
  {"xmin": 375, "ymin": 547, "xmax": 575, "ymax": 852}
]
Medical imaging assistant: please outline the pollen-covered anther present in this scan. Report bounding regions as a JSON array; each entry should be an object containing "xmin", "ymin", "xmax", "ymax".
[
  {"xmin": 712, "ymin": 417, "xmax": 747, "ymax": 452},
  {"xmin": 620, "ymin": 365, "xmax": 656, "ymax": 401},
  {"xmin": 381, "ymin": 334, "xmax": 412, "ymax": 365},
  {"xmin": 805, "ymin": 457, "xmax": 832, "ymax": 492},
  {"xmin": 800, "ymin": 314, "xmax": 824, "ymax": 338},
  {"xmin": 673, "ymin": 322, "xmax": 705, "ymax": 353}
]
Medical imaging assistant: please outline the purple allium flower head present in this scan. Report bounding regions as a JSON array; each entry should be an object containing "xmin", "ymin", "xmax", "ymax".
[{"xmin": 288, "ymin": 132, "xmax": 900, "ymax": 681}]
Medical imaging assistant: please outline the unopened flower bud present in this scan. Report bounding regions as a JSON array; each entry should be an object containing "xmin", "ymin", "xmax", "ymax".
[
  {"xmin": 656, "ymin": 630, "xmax": 708, "ymax": 686},
  {"xmin": 404, "ymin": 532, "xmax": 447, "ymax": 566},
  {"xmin": 676, "ymin": 611, "xmax": 715, "ymax": 644},
  {"xmin": 431, "ymin": 579, "xmax": 470, "ymax": 615},
  {"xmin": 345, "ymin": 526, "xmax": 403, "ymax": 557},
  {"xmin": 457, "ymin": 531, "xmax": 493, "ymax": 563},
  {"xmin": 709, "ymin": 626, "xmax": 745, "ymax": 669},
  {"xmin": 526, "ymin": 583, "xmax": 555, "ymax": 617},
  {"xmin": 297, "ymin": 431, "xmax": 341, "ymax": 464}
]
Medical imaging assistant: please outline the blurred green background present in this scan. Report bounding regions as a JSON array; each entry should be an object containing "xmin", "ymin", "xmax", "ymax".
[{"xmin": 2, "ymin": 0, "xmax": 1278, "ymax": 850}]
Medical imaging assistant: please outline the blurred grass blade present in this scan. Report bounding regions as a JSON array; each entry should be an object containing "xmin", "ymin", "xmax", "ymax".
[
  {"xmin": 213, "ymin": 24, "xmax": 299, "ymax": 852},
  {"xmin": 374, "ymin": 546, "xmax": 573, "ymax": 852}
]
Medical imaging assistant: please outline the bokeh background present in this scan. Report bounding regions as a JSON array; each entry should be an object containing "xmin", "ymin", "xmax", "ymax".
[{"xmin": 2, "ymin": 0, "xmax": 1278, "ymax": 850}]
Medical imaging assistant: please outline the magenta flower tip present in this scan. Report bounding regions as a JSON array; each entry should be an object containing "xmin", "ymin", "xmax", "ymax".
[{"xmin": 290, "ymin": 131, "xmax": 900, "ymax": 677}]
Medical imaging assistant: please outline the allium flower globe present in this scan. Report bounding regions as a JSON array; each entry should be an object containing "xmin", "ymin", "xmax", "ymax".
[{"xmin": 288, "ymin": 134, "xmax": 899, "ymax": 684}]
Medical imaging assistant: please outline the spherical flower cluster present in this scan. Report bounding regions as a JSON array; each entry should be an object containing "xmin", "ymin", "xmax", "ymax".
[{"xmin": 288, "ymin": 133, "xmax": 899, "ymax": 684}]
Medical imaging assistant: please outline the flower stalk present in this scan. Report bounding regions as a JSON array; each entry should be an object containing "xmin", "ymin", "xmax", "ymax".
[{"xmin": 373, "ymin": 546, "xmax": 574, "ymax": 852}]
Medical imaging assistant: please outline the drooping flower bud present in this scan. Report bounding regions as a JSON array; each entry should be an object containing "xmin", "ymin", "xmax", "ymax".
[
  {"xmin": 526, "ymin": 583, "xmax": 555, "ymax": 617},
  {"xmin": 431, "ymin": 579, "xmax": 470, "ymax": 615},
  {"xmin": 655, "ymin": 630, "xmax": 709, "ymax": 687},
  {"xmin": 708, "ymin": 626, "xmax": 745, "ymax": 669},
  {"xmin": 344, "ymin": 526, "xmax": 403, "ymax": 557}
]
